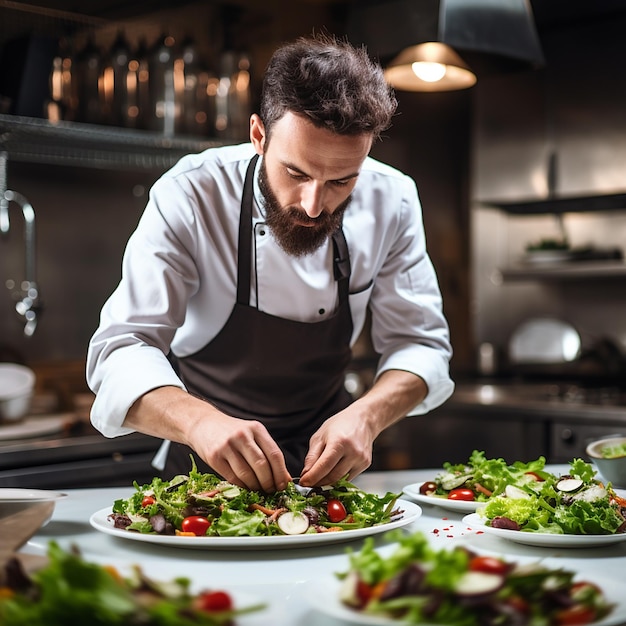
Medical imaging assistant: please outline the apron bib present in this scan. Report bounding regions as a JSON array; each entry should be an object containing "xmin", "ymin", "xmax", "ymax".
[{"xmin": 167, "ymin": 155, "xmax": 354, "ymax": 476}]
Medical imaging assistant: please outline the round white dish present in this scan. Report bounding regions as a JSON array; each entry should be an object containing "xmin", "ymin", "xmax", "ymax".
[
  {"xmin": 0, "ymin": 488, "xmax": 66, "ymax": 526},
  {"xmin": 89, "ymin": 499, "xmax": 422, "ymax": 550},
  {"xmin": 462, "ymin": 512, "xmax": 626, "ymax": 547},
  {"xmin": 306, "ymin": 571, "xmax": 626, "ymax": 626},
  {"xmin": 402, "ymin": 482, "xmax": 485, "ymax": 513},
  {"xmin": 0, "ymin": 363, "xmax": 36, "ymax": 422}
]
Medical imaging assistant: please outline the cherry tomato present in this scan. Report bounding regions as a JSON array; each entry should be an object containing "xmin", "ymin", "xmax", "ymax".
[
  {"xmin": 419, "ymin": 481, "xmax": 438, "ymax": 495},
  {"xmin": 447, "ymin": 488, "xmax": 475, "ymax": 501},
  {"xmin": 469, "ymin": 555, "xmax": 508, "ymax": 576},
  {"xmin": 555, "ymin": 605, "xmax": 597, "ymax": 625},
  {"xmin": 327, "ymin": 499, "xmax": 348, "ymax": 523},
  {"xmin": 181, "ymin": 515, "xmax": 211, "ymax": 536},
  {"xmin": 141, "ymin": 495, "xmax": 156, "ymax": 507},
  {"xmin": 197, "ymin": 590, "xmax": 233, "ymax": 612},
  {"xmin": 356, "ymin": 579, "xmax": 374, "ymax": 608}
]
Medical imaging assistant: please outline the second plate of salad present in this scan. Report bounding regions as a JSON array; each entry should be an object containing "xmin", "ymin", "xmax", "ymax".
[{"xmin": 402, "ymin": 450, "xmax": 552, "ymax": 513}]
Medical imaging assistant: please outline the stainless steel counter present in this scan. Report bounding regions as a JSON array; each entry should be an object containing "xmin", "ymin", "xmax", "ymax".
[{"xmin": 0, "ymin": 417, "xmax": 161, "ymax": 488}]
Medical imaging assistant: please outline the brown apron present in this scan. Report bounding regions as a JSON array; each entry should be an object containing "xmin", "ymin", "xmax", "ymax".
[{"xmin": 165, "ymin": 155, "xmax": 354, "ymax": 476}]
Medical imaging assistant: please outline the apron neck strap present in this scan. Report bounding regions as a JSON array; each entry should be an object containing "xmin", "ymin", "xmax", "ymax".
[{"xmin": 237, "ymin": 154, "xmax": 259, "ymax": 305}]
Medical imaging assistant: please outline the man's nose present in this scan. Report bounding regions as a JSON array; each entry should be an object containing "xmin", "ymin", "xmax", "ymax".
[{"xmin": 300, "ymin": 182, "xmax": 325, "ymax": 219}]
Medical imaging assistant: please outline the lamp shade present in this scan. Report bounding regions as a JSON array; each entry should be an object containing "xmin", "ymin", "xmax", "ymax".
[
  {"xmin": 347, "ymin": 0, "xmax": 544, "ymax": 91},
  {"xmin": 384, "ymin": 42, "xmax": 477, "ymax": 91}
]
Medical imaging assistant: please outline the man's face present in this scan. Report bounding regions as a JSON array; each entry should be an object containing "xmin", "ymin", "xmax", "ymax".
[
  {"xmin": 258, "ymin": 160, "xmax": 351, "ymax": 257},
  {"xmin": 253, "ymin": 112, "xmax": 372, "ymax": 258}
]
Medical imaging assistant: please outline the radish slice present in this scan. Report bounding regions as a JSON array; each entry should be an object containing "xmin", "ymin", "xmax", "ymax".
[
  {"xmin": 556, "ymin": 478, "xmax": 583, "ymax": 493},
  {"xmin": 439, "ymin": 472, "xmax": 473, "ymax": 490},
  {"xmin": 455, "ymin": 571, "xmax": 505, "ymax": 596},
  {"xmin": 505, "ymin": 485, "xmax": 530, "ymax": 499},
  {"xmin": 276, "ymin": 511, "xmax": 310, "ymax": 535}
]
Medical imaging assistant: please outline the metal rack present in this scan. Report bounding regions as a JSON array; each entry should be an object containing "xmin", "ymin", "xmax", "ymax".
[{"xmin": 0, "ymin": 114, "xmax": 225, "ymax": 170}]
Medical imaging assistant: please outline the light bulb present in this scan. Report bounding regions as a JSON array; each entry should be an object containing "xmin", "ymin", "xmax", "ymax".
[{"xmin": 411, "ymin": 61, "xmax": 446, "ymax": 82}]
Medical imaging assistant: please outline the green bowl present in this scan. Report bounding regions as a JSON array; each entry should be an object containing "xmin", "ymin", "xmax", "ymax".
[{"xmin": 586, "ymin": 436, "xmax": 626, "ymax": 489}]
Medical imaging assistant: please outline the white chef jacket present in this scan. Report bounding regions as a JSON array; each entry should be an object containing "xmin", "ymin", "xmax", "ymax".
[{"xmin": 87, "ymin": 142, "xmax": 454, "ymax": 438}]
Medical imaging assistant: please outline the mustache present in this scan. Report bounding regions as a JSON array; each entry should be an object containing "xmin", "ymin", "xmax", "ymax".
[{"xmin": 284, "ymin": 207, "xmax": 332, "ymax": 227}]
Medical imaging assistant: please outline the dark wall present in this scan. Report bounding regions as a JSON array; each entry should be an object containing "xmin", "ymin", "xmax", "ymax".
[{"xmin": 0, "ymin": 1, "xmax": 473, "ymax": 381}]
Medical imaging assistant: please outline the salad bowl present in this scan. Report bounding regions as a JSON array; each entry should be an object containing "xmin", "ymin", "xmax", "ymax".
[{"xmin": 586, "ymin": 436, "xmax": 626, "ymax": 489}]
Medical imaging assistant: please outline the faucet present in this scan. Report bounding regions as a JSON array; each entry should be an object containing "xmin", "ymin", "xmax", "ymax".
[{"xmin": 0, "ymin": 150, "xmax": 42, "ymax": 337}]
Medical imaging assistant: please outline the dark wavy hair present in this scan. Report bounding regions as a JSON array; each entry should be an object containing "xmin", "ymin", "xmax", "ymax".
[{"xmin": 260, "ymin": 33, "xmax": 397, "ymax": 142}]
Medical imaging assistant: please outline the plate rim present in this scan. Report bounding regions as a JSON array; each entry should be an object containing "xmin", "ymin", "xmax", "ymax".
[
  {"xmin": 89, "ymin": 498, "xmax": 422, "ymax": 550},
  {"xmin": 306, "ymin": 569, "xmax": 626, "ymax": 626},
  {"xmin": 402, "ymin": 482, "xmax": 483, "ymax": 512},
  {"xmin": 462, "ymin": 512, "xmax": 626, "ymax": 547},
  {"xmin": 0, "ymin": 488, "xmax": 67, "ymax": 502}
]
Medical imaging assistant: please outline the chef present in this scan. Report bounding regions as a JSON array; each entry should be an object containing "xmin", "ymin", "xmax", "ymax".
[{"xmin": 86, "ymin": 33, "xmax": 454, "ymax": 492}]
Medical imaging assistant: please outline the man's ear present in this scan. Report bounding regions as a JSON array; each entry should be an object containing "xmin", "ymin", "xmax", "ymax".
[{"xmin": 249, "ymin": 114, "xmax": 266, "ymax": 155}]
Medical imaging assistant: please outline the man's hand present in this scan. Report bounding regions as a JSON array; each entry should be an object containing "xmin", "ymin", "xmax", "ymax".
[
  {"xmin": 298, "ymin": 369, "xmax": 428, "ymax": 487},
  {"xmin": 125, "ymin": 386, "xmax": 292, "ymax": 492},
  {"xmin": 298, "ymin": 404, "xmax": 375, "ymax": 486},
  {"xmin": 187, "ymin": 412, "xmax": 292, "ymax": 492}
]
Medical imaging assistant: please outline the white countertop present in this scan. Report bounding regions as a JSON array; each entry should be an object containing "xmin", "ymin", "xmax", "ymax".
[{"xmin": 21, "ymin": 465, "xmax": 626, "ymax": 625}]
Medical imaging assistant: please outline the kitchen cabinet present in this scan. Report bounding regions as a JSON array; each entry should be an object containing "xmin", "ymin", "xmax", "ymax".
[
  {"xmin": 372, "ymin": 404, "xmax": 546, "ymax": 470},
  {"xmin": 377, "ymin": 382, "xmax": 626, "ymax": 470}
]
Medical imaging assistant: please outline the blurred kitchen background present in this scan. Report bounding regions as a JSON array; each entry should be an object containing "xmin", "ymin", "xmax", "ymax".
[{"xmin": 1, "ymin": 0, "xmax": 626, "ymax": 486}]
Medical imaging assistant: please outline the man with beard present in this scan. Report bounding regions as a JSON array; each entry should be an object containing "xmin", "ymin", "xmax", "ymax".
[{"xmin": 87, "ymin": 33, "xmax": 454, "ymax": 491}]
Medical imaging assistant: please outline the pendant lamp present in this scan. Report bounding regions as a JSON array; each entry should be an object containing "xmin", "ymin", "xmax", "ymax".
[{"xmin": 346, "ymin": 0, "xmax": 544, "ymax": 92}]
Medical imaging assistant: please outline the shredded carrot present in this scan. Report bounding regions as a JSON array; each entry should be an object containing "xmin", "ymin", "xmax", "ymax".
[
  {"xmin": 612, "ymin": 493, "xmax": 626, "ymax": 508},
  {"xmin": 103, "ymin": 565, "xmax": 123, "ymax": 582},
  {"xmin": 249, "ymin": 503, "xmax": 276, "ymax": 516},
  {"xmin": 370, "ymin": 581, "xmax": 388, "ymax": 600},
  {"xmin": 318, "ymin": 525, "xmax": 343, "ymax": 532},
  {"xmin": 475, "ymin": 482, "xmax": 493, "ymax": 497},
  {"xmin": 175, "ymin": 530, "xmax": 197, "ymax": 536}
]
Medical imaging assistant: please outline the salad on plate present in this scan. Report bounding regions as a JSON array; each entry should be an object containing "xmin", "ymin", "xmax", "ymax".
[
  {"xmin": 334, "ymin": 530, "xmax": 615, "ymax": 625},
  {"xmin": 108, "ymin": 459, "xmax": 403, "ymax": 537},
  {"xmin": 408, "ymin": 449, "xmax": 551, "ymax": 505},
  {"xmin": 0, "ymin": 541, "xmax": 265, "ymax": 625},
  {"xmin": 474, "ymin": 458, "xmax": 626, "ymax": 535}
]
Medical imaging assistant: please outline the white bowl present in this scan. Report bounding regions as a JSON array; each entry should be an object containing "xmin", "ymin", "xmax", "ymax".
[
  {"xmin": 586, "ymin": 436, "xmax": 626, "ymax": 489},
  {"xmin": 0, "ymin": 363, "xmax": 36, "ymax": 422},
  {"xmin": 0, "ymin": 488, "xmax": 66, "ymax": 526}
]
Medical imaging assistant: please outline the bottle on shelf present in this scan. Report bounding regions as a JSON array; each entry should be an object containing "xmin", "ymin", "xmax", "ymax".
[
  {"xmin": 75, "ymin": 34, "xmax": 103, "ymax": 125},
  {"xmin": 214, "ymin": 50, "xmax": 251, "ymax": 141},
  {"xmin": 147, "ymin": 33, "xmax": 183, "ymax": 137}
]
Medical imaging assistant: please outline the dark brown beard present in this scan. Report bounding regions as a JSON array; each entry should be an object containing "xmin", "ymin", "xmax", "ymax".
[{"xmin": 258, "ymin": 160, "xmax": 350, "ymax": 257}]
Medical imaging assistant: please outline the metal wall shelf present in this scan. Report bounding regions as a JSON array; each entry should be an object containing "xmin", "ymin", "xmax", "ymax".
[
  {"xmin": 496, "ymin": 261, "xmax": 626, "ymax": 282},
  {"xmin": 480, "ymin": 192, "xmax": 626, "ymax": 215},
  {"xmin": 0, "ymin": 114, "xmax": 229, "ymax": 171}
]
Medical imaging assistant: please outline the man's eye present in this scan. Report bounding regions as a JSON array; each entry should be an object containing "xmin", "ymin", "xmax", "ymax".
[
  {"xmin": 332, "ymin": 179, "xmax": 351, "ymax": 187},
  {"xmin": 287, "ymin": 170, "xmax": 307, "ymax": 180}
]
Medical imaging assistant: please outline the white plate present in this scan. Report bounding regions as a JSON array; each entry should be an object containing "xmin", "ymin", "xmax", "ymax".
[
  {"xmin": 462, "ymin": 513, "xmax": 626, "ymax": 547},
  {"xmin": 0, "ymin": 488, "xmax": 66, "ymax": 502},
  {"xmin": 89, "ymin": 499, "xmax": 421, "ymax": 550},
  {"xmin": 402, "ymin": 482, "xmax": 485, "ymax": 513},
  {"xmin": 306, "ymin": 571, "xmax": 626, "ymax": 626}
]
